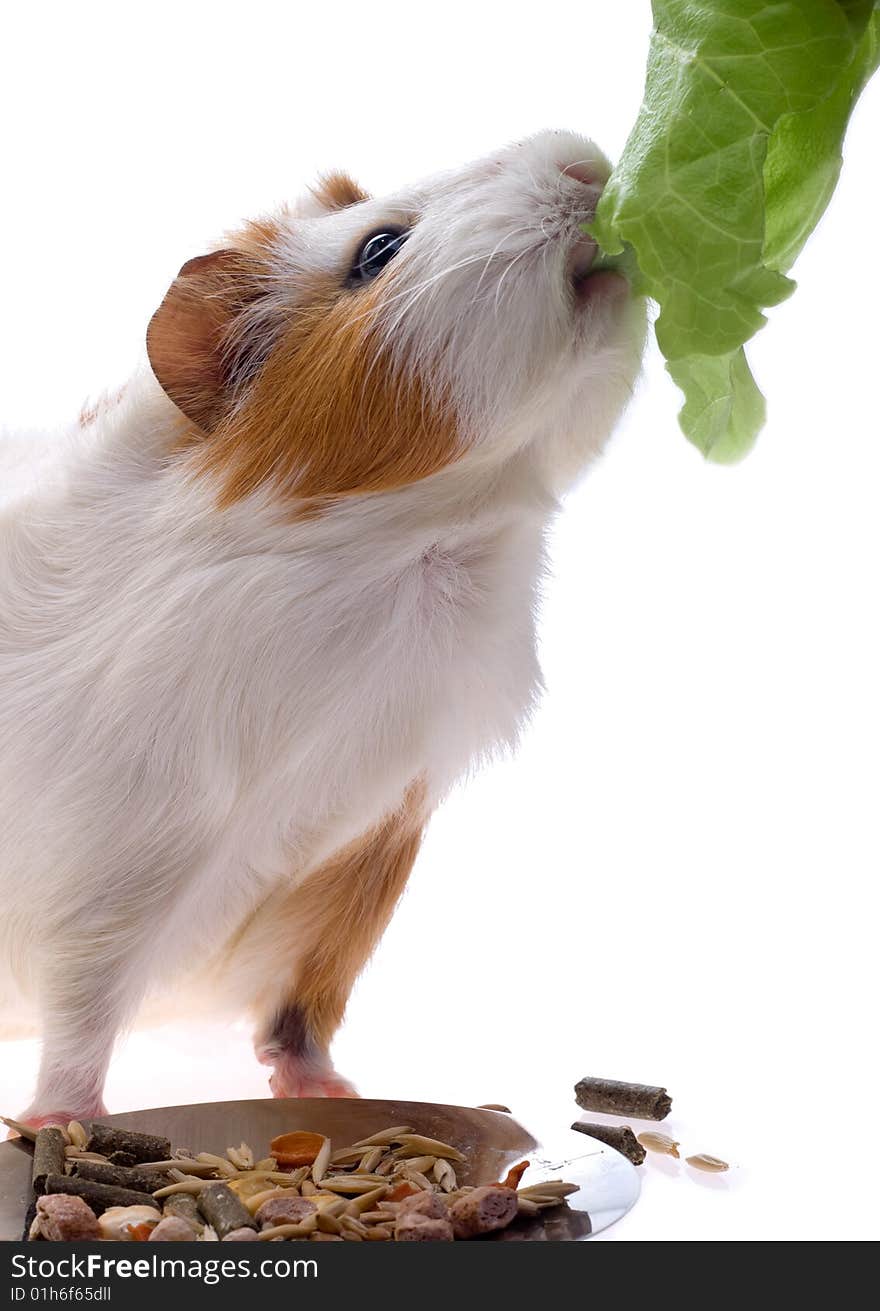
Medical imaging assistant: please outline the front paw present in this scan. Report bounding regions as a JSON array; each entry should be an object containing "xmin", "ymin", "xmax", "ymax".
[{"xmin": 10, "ymin": 1103, "xmax": 108, "ymax": 1138}]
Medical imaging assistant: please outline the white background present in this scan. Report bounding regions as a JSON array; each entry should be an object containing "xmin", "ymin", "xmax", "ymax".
[{"xmin": 2, "ymin": 1, "xmax": 878, "ymax": 1241}]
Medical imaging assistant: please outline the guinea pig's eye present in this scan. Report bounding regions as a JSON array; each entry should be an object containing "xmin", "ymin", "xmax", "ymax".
[{"xmin": 350, "ymin": 228, "xmax": 408, "ymax": 283}]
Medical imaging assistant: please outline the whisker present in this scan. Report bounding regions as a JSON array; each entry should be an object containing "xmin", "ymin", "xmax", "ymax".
[
  {"xmin": 372, "ymin": 252, "xmax": 502, "ymax": 340},
  {"xmin": 493, "ymin": 244, "xmax": 541, "ymax": 317},
  {"xmin": 348, "ymin": 252, "xmax": 494, "ymax": 333},
  {"xmin": 466, "ymin": 226, "xmax": 538, "ymax": 311}
]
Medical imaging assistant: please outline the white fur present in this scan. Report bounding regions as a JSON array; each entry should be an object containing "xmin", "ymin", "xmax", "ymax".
[{"xmin": 0, "ymin": 130, "xmax": 644, "ymax": 1117}]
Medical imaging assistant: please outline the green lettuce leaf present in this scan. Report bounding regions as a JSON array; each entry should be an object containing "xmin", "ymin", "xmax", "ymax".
[{"xmin": 590, "ymin": 0, "xmax": 880, "ymax": 461}]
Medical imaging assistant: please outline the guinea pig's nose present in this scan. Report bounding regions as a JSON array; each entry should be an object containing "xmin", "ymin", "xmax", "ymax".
[{"xmin": 559, "ymin": 160, "xmax": 602, "ymax": 187}]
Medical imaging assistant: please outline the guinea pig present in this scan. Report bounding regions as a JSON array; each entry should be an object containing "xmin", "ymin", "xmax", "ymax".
[{"xmin": 0, "ymin": 130, "xmax": 645, "ymax": 1124}]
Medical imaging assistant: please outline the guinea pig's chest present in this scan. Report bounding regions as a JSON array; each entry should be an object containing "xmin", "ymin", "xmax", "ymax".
[
  {"xmin": 199, "ymin": 514, "xmax": 545, "ymax": 888},
  {"xmin": 269, "ymin": 513, "xmax": 545, "ymax": 794},
  {"xmin": 407, "ymin": 543, "xmax": 532, "ymax": 698}
]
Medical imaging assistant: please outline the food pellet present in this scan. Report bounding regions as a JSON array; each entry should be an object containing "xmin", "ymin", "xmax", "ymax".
[
  {"xmin": 10, "ymin": 1116, "xmax": 579, "ymax": 1243},
  {"xmin": 198, "ymin": 1183, "xmax": 257, "ymax": 1239},
  {"xmin": 570, "ymin": 1121, "xmax": 645, "ymax": 1165},
  {"xmin": 32, "ymin": 1129, "xmax": 67, "ymax": 1195},
  {"xmin": 87, "ymin": 1126, "xmax": 171, "ymax": 1164},
  {"xmin": 574, "ymin": 1075, "xmax": 672, "ymax": 1121}
]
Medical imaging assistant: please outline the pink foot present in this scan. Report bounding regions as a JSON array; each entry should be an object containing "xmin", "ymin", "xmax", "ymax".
[
  {"xmin": 258, "ymin": 1049, "xmax": 357, "ymax": 1099},
  {"xmin": 29, "ymin": 1113, "xmax": 81, "ymax": 1129},
  {"xmin": 7, "ymin": 1105, "xmax": 107, "ymax": 1140},
  {"xmin": 270, "ymin": 1069, "xmax": 358, "ymax": 1099}
]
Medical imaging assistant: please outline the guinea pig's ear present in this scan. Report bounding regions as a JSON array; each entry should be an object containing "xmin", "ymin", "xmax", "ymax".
[
  {"xmin": 296, "ymin": 171, "xmax": 370, "ymax": 217},
  {"xmin": 147, "ymin": 249, "xmax": 263, "ymax": 431}
]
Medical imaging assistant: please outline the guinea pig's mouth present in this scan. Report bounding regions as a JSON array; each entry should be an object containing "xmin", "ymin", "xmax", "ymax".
[
  {"xmin": 568, "ymin": 232, "xmax": 626, "ymax": 308},
  {"xmin": 569, "ymin": 232, "xmax": 597, "ymax": 275}
]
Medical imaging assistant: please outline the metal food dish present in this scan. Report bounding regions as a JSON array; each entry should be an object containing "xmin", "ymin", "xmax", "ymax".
[{"xmin": 0, "ymin": 1098, "xmax": 640, "ymax": 1241}]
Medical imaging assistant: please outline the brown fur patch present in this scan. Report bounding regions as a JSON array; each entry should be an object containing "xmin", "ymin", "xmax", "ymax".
[
  {"xmin": 150, "ymin": 207, "xmax": 458, "ymax": 505},
  {"xmin": 248, "ymin": 780, "xmax": 427, "ymax": 1053},
  {"xmin": 311, "ymin": 171, "xmax": 370, "ymax": 211},
  {"xmin": 235, "ymin": 213, "xmax": 288, "ymax": 258},
  {"xmin": 194, "ymin": 271, "xmax": 460, "ymax": 505}
]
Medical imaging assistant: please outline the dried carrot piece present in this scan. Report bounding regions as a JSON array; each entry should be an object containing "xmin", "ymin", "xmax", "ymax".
[
  {"xmin": 126, "ymin": 1223, "xmax": 154, "ymax": 1241},
  {"xmin": 385, "ymin": 1181, "xmax": 420, "ymax": 1203},
  {"xmin": 499, "ymin": 1160, "xmax": 530, "ymax": 1191},
  {"xmin": 268, "ymin": 1131, "xmax": 326, "ymax": 1168}
]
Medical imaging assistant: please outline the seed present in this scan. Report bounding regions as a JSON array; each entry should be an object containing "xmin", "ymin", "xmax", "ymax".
[
  {"xmin": 685, "ymin": 1154, "xmax": 729, "ymax": 1173},
  {"xmin": 352, "ymin": 1126, "xmax": 414, "ymax": 1148},
  {"xmin": 395, "ymin": 1135, "xmax": 466, "ymax": 1163},
  {"xmin": 140, "ymin": 1159, "xmax": 217, "ymax": 1176},
  {"xmin": 393, "ymin": 1154, "xmax": 435, "ymax": 1174},
  {"xmin": 397, "ymin": 1169, "xmax": 434, "ymax": 1191},
  {"xmin": 363, "ymin": 1226, "xmax": 391, "ymax": 1240},
  {"xmin": 344, "ymin": 1186, "xmax": 388, "ymax": 1216},
  {"xmin": 637, "ymin": 1132, "xmax": 681, "ymax": 1159},
  {"xmin": 311, "ymin": 1137, "xmax": 332, "ymax": 1187},
  {"xmin": 244, "ymin": 1188, "xmax": 290, "ymax": 1216},
  {"xmin": 329, "ymin": 1147, "xmax": 365, "ymax": 1166},
  {"xmin": 226, "ymin": 1170, "xmax": 305, "ymax": 1189},
  {"xmin": 258, "ymin": 1217, "xmax": 317, "ymax": 1241},
  {"xmin": 195, "ymin": 1152, "xmax": 237, "ymax": 1178},
  {"xmin": 518, "ymin": 1181, "xmax": 579, "ymax": 1200},
  {"xmin": 265, "ymin": 1167, "xmax": 308, "ymax": 1188},
  {"xmin": 0, "ymin": 1117, "xmax": 38, "ymax": 1142},
  {"xmin": 516, "ymin": 1197, "xmax": 540, "ymax": 1217},
  {"xmin": 67, "ymin": 1121, "xmax": 89, "ymax": 1151},
  {"xmin": 433, "ymin": 1160, "xmax": 456, "ymax": 1192},
  {"xmin": 316, "ymin": 1211, "xmax": 343, "ymax": 1235},
  {"xmin": 229, "ymin": 1175, "xmax": 287, "ymax": 1203},
  {"xmin": 153, "ymin": 1179, "xmax": 211, "ymax": 1198},
  {"xmin": 358, "ymin": 1147, "xmax": 384, "ymax": 1173},
  {"xmin": 226, "ymin": 1143, "xmax": 254, "ymax": 1172},
  {"xmin": 319, "ymin": 1175, "xmax": 389, "ymax": 1194}
]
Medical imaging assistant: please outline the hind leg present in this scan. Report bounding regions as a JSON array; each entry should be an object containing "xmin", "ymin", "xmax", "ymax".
[
  {"xmin": 257, "ymin": 1009, "xmax": 358, "ymax": 1100},
  {"xmin": 242, "ymin": 784, "xmax": 426, "ymax": 1099}
]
